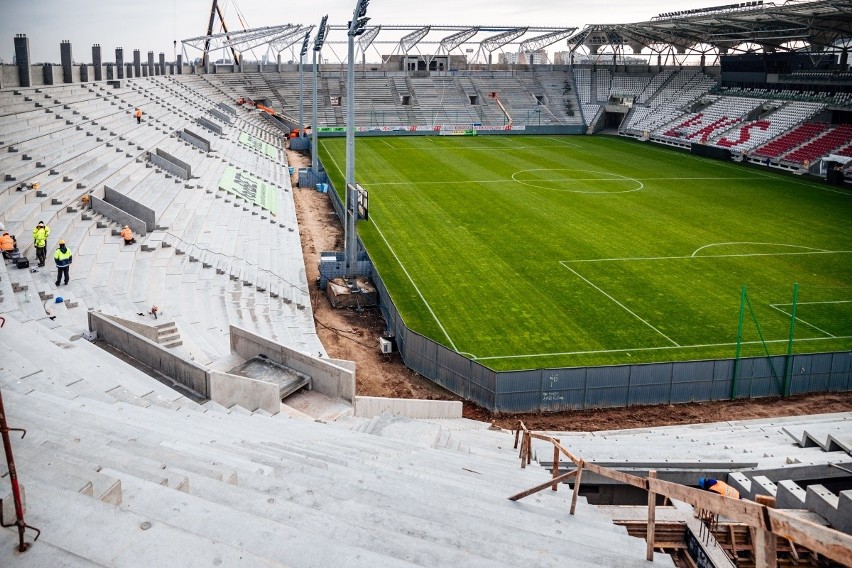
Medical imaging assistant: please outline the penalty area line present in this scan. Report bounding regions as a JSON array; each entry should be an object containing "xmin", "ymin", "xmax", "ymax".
[{"xmin": 560, "ymin": 264, "xmax": 680, "ymax": 347}]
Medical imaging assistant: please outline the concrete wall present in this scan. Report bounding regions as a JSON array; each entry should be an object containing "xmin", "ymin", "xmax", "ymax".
[
  {"xmin": 149, "ymin": 150, "xmax": 190, "ymax": 180},
  {"xmin": 89, "ymin": 311, "xmax": 209, "ymax": 397},
  {"xmin": 209, "ymin": 371, "xmax": 280, "ymax": 415},
  {"xmin": 104, "ymin": 186, "xmax": 155, "ymax": 232},
  {"xmin": 102, "ymin": 313, "xmax": 162, "ymax": 343},
  {"xmin": 230, "ymin": 325, "xmax": 355, "ymax": 402},
  {"xmin": 354, "ymin": 396, "xmax": 462, "ymax": 419},
  {"xmin": 90, "ymin": 196, "xmax": 147, "ymax": 236},
  {"xmin": 180, "ymin": 129, "xmax": 211, "ymax": 152}
]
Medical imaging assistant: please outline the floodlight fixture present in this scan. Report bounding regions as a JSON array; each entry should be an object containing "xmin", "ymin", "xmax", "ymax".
[
  {"xmin": 314, "ymin": 15, "xmax": 329, "ymax": 51},
  {"xmin": 348, "ymin": 0, "xmax": 371, "ymax": 36},
  {"xmin": 300, "ymin": 31, "xmax": 310, "ymax": 57}
]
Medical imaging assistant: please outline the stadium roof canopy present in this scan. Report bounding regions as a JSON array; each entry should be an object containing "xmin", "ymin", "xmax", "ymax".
[
  {"xmin": 183, "ymin": 25, "xmax": 577, "ymax": 65},
  {"xmin": 567, "ymin": 0, "xmax": 852, "ymax": 64}
]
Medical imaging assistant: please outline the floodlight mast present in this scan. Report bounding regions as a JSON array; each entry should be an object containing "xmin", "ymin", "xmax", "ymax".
[
  {"xmin": 299, "ymin": 31, "xmax": 309, "ymax": 135},
  {"xmin": 345, "ymin": 0, "xmax": 370, "ymax": 274},
  {"xmin": 311, "ymin": 15, "xmax": 328, "ymax": 175}
]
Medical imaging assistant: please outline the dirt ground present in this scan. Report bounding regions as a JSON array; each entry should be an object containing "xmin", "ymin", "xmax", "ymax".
[{"xmin": 288, "ymin": 148, "xmax": 852, "ymax": 432}]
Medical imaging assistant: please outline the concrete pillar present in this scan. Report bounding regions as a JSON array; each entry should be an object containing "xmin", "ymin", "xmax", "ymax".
[
  {"xmin": 60, "ymin": 40, "xmax": 73, "ymax": 83},
  {"xmin": 106, "ymin": 63, "xmax": 114, "ymax": 80},
  {"xmin": 841, "ymin": 48, "xmax": 849, "ymax": 71},
  {"xmin": 177, "ymin": 54, "xmax": 183, "ymax": 74},
  {"xmin": 159, "ymin": 53, "xmax": 165, "ymax": 76},
  {"xmin": 700, "ymin": 54, "xmax": 706, "ymax": 69},
  {"xmin": 142, "ymin": 66, "xmax": 148, "ymax": 77},
  {"xmin": 133, "ymin": 49, "xmax": 142, "ymax": 77},
  {"xmin": 14, "ymin": 34, "xmax": 32, "ymax": 87},
  {"xmin": 116, "ymin": 47, "xmax": 124, "ymax": 79},
  {"xmin": 147, "ymin": 51, "xmax": 154, "ymax": 76},
  {"xmin": 92, "ymin": 44, "xmax": 102, "ymax": 80},
  {"xmin": 42, "ymin": 63, "xmax": 54, "ymax": 85},
  {"xmin": 80, "ymin": 63, "xmax": 88, "ymax": 82},
  {"xmin": 126, "ymin": 63, "xmax": 133, "ymax": 78}
]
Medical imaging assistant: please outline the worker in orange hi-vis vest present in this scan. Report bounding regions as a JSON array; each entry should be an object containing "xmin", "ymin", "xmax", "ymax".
[
  {"xmin": 134, "ymin": 107, "xmax": 143, "ymax": 124},
  {"xmin": 119, "ymin": 225, "xmax": 136, "ymax": 245},
  {"xmin": 698, "ymin": 477, "xmax": 740, "ymax": 499}
]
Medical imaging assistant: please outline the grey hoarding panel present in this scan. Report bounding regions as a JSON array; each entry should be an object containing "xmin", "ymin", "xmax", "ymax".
[
  {"xmin": 629, "ymin": 363, "xmax": 672, "ymax": 386},
  {"xmin": 586, "ymin": 365, "xmax": 630, "ymax": 388},
  {"xmin": 713, "ymin": 359, "xmax": 735, "ymax": 380},
  {"xmin": 540, "ymin": 368, "xmax": 583, "ymax": 390},
  {"xmin": 672, "ymin": 360, "xmax": 715, "ymax": 383},
  {"xmin": 540, "ymin": 389, "xmax": 585, "ymax": 412},
  {"xmin": 670, "ymin": 380, "xmax": 714, "ymax": 403},
  {"xmin": 470, "ymin": 363, "xmax": 497, "ymax": 390},
  {"xmin": 829, "ymin": 352, "xmax": 852, "ymax": 391},
  {"xmin": 558, "ymin": 367, "xmax": 588, "ymax": 389},
  {"xmin": 497, "ymin": 391, "xmax": 546, "ymax": 413},
  {"xmin": 628, "ymin": 384, "xmax": 671, "ymax": 406},
  {"xmin": 711, "ymin": 377, "xmax": 732, "ymax": 401},
  {"xmin": 468, "ymin": 381, "xmax": 496, "ymax": 409},
  {"xmin": 585, "ymin": 385, "xmax": 629, "ymax": 408},
  {"xmin": 498, "ymin": 370, "xmax": 543, "ymax": 393}
]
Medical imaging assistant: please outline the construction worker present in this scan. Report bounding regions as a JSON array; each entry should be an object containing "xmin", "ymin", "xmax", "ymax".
[
  {"xmin": 0, "ymin": 232, "xmax": 15, "ymax": 260},
  {"xmin": 54, "ymin": 240, "xmax": 72, "ymax": 286},
  {"xmin": 119, "ymin": 225, "xmax": 136, "ymax": 245},
  {"xmin": 134, "ymin": 107, "xmax": 143, "ymax": 124},
  {"xmin": 698, "ymin": 477, "xmax": 740, "ymax": 499},
  {"xmin": 32, "ymin": 221, "xmax": 50, "ymax": 267}
]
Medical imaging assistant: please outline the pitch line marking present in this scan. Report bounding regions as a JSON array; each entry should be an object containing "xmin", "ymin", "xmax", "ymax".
[
  {"xmin": 320, "ymin": 140, "xmax": 459, "ymax": 352},
  {"xmin": 561, "ymin": 264, "xmax": 680, "ymax": 347},
  {"xmin": 691, "ymin": 242, "xmax": 828, "ymax": 258},
  {"xmin": 511, "ymin": 168, "xmax": 644, "ymax": 194},
  {"xmin": 378, "ymin": 138, "xmax": 395, "ymax": 149},
  {"xmin": 364, "ymin": 175, "xmax": 766, "ymax": 187},
  {"xmin": 473, "ymin": 335, "xmax": 852, "ymax": 361},
  {"xmin": 561, "ymin": 250, "xmax": 852, "ymax": 263},
  {"xmin": 370, "ymin": 219, "xmax": 459, "ymax": 352},
  {"xmin": 768, "ymin": 304, "xmax": 837, "ymax": 338},
  {"xmin": 773, "ymin": 300, "xmax": 852, "ymax": 306}
]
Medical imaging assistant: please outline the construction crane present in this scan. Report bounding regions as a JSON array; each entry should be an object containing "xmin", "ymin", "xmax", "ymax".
[{"xmin": 202, "ymin": 0, "xmax": 240, "ymax": 67}]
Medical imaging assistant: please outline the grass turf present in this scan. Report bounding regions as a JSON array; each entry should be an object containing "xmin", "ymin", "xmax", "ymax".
[{"xmin": 318, "ymin": 135, "xmax": 852, "ymax": 371}]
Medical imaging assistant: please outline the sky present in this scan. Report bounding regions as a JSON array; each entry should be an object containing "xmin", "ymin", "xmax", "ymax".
[{"xmin": 0, "ymin": 0, "xmax": 724, "ymax": 64}]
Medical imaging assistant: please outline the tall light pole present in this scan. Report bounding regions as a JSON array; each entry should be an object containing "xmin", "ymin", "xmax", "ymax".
[
  {"xmin": 298, "ymin": 31, "xmax": 309, "ymax": 135},
  {"xmin": 311, "ymin": 15, "xmax": 328, "ymax": 175},
  {"xmin": 345, "ymin": 0, "xmax": 370, "ymax": 274}
]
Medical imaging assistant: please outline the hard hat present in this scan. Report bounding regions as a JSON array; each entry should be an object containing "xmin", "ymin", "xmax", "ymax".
[
  {"xmin": 124, "ymin": 225, "xmax": 129, "ymax": 229},
  {"xmin": 38, "ymin": 221, "xmax": 45, "ymax": 225},
  {"xmin": 698, "ymin": 477, "xmax": 706, "ymax": 488},
  {"xmin": 58, "ymin": 239, "xmax": 66, "ymax": 245}
]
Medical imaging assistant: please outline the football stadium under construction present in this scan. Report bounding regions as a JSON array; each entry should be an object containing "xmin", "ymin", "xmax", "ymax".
[{"xmin": 0, "ymin": 0, "xmax": 851, "ymax": 566}]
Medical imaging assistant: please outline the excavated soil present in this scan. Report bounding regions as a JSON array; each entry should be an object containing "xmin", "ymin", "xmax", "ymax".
[{"xmin": 288, "ymin": 148, "xmax": 852, "ymax": 432}]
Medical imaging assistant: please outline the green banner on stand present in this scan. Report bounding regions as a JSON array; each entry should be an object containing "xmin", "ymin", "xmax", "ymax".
[
  {"xmin": 238, "ymin": 132, "xmax": 279, "ymax": 160},
  {"xmin": 217, "ymin": 166, "xmax": 278, "ymax": 214}
]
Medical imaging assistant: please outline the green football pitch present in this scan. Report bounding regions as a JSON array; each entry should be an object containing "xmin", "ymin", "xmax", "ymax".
[{"xmin": 318, "ymin": 135, "xmax": 852, "ymax": 371}]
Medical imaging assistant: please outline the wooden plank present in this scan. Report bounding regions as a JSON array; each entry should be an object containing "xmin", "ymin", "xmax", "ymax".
[
  {"xmin": 508, "ymin": 469, "xmax": 578, "ymax": 501},
  {"xmin": 768, "ymin": 508, "xmax": 852, "ymax": 567},
  {"xmin": 647, "ymin": 478, "xmax": 765, "ymax": 527},
  {"xmin": 583, "ymin": 461, "xmax": 647, "ymax": 490},
  {"xmin": 753, "ymin": 529, "xmax": 778, "ymax": 568},
  {"xmin": 646, "ymin": 470, "xmax": 657, "ymax": 562},
  {"xmin": 570, "ymin": 460, "xmax": 584, "ymax": 516},
  {"xmin": 552, "ymin": 439, "xmax": 560, "ymax": 491}
]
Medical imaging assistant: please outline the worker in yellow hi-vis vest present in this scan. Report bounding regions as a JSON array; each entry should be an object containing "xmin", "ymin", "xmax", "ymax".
[{"xmin": 54, "ymin": 240, "xmax": 72, "ymax": 286}]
